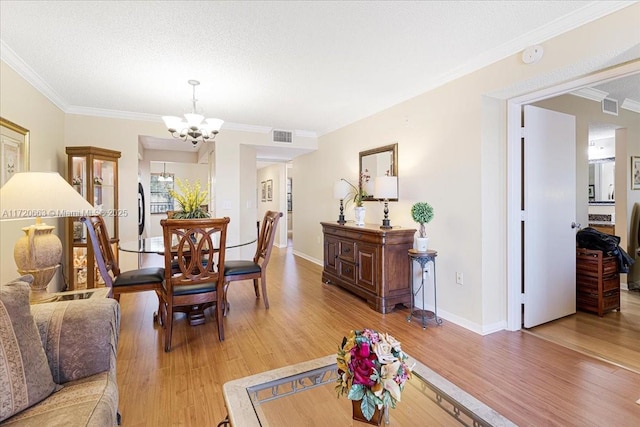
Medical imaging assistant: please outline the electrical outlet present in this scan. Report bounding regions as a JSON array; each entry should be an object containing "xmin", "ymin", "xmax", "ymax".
[{"xmin": 456, "ymin": 272, "xmax": 463, "ymax": 285}]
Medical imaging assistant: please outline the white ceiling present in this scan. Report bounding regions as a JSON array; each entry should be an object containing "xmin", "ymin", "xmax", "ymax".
[{"xmin": 0, "ymin": 1, "xmax": 637, "ymax": 160}]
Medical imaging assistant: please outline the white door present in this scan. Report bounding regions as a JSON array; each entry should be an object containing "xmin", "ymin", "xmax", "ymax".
[{"xmin": 523, "ymin": 105, "xmax": 577, "ymax": 328}]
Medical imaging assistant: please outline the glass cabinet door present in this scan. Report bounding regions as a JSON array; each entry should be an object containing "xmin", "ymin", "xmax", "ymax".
[{"xmin": 66, "ymin": 146, "xmax": 120, "ymax": 290}]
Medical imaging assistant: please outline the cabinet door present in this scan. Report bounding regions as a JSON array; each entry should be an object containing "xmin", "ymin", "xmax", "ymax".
[
  {"xmin": 324, "ymin": 235, "xmax": 338, "ymax": 275},
  {"xmin": 356, "ymin": 243, "xmax": 377, "ymax": 292}
]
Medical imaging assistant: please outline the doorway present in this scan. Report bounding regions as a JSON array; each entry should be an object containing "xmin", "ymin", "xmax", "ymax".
[{"xmin": 507, "ymin": 61, "xmax": 640, "ymax": 331}]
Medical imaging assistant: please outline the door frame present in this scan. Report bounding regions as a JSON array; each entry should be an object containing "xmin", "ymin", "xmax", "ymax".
[{"xmin": 506, "ymin": 61, "xmax": 640, "ymax": 331}]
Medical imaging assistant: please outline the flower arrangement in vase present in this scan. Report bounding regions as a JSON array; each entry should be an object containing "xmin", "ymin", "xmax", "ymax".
[
  {"xmin": 168, "ymin": 178, "xmax": 210, "ymax": 219},
  {"xmin": 336, "ymin": 329, "xmax": 412, "ymax": 424},
  {"xmin": 411, "ymin": 202, "xmax": 434, "ymax": 252},
  {"xmin": 342, "ymin": 170, "xmax": 371, "ymax": 225}
]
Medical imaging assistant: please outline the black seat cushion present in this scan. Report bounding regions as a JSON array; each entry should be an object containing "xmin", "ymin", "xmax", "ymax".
[
  {"xmin": 164, "ymin": 281, "xmax": 217, "ymax": 296},
  {"xmin": 113, "ymin": 267, "xmax": 165, "ymax": 288},
  {"xmin": 224, "ymin": 260, "xmax": 261, "ymax": 276}
]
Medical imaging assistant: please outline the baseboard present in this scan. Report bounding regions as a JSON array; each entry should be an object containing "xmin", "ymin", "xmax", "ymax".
[{"xmin": 292, "ymin": 250, "xmax": 323, "ymax": 266}]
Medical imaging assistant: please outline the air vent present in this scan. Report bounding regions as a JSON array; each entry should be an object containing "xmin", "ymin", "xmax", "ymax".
[
  {"xmin": 602, "ymin": 98, "xmax": 618, "ymax": 116},
  {"xmin": 273, "ymin": 130, "xmax": 293, "ymax": 143}
]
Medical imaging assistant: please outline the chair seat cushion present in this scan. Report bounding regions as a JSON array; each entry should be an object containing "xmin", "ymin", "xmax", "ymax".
[
  {"xmin": 113, "ymin": 267, "xmax": 164, "ymax": 287},
  {"xmin": 164, "ymin": 281, "xmax": 218, "ymax": 296},
  {"xmin": 224, "ymin": 260, "xmax": 261, "ymax": 276}
]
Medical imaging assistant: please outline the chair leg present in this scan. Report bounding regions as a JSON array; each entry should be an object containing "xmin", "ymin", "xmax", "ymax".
[
  {"xmin": 253, "ymin": 279, "xmax": 260, "ymax": 298},
  {"xmin": 261, "ymin": 273, "xmax": 269, "ymax": 309},
  {"xmin": 222, "ymin": 281, "xmax": 230, "ymax": 317},
  {"xmin": 164, "ymin": 302, "xmax": 174, "ymax": 352},
  {"xmin": 216, "ymin": 296, "xmax": 225, "ymax": 341}
]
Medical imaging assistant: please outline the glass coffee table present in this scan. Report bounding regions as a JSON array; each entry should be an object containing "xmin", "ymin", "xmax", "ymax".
[{"xmin": 223, "ymin": 354, "xmax": 516, "ymax": 426}]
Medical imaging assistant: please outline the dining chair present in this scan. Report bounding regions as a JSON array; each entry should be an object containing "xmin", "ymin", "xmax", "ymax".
[
  {"xmin": 222, "ymin": 210, "xmax": 283, "ymax": 315},
  {"xmin": 159, "ymin": 217, "xmax": 230, "ymax": 352},
  {"xmin": 82, "ymin": 215, "xmax": 165, "ymax": 303}
]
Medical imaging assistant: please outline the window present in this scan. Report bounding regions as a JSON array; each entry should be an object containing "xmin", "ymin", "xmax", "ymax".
[{"xmin": 150, "ymin": 173, "xmax": 174, "ymax": 214}]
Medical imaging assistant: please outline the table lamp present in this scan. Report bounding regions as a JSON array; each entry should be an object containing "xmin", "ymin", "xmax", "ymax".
[
  {"xmin": 374, "ymin": 176, "xmax": 398, "ymax": 229},
  {"xmin": 333, "ymin": 179, "xmax": 350, "ymax": 225},
  {"xmin": 0, "ymin": 172, "xmax": 97, "ymax": 302}
]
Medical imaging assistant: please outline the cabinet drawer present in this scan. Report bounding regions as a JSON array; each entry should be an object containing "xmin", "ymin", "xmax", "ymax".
[
  {"xmin": 339, "ymin": 240, "xmax": 356, "ymax": 261},
  {"xmin": 576, "ymin": 274, "xmax": 619, "ymax": 293},
  {"xmin": 339, "ymin": 261, "xmax": 356, "ymax": 282}
]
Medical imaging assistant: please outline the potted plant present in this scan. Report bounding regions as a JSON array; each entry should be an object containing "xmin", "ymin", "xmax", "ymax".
[
  {"xmin": 168, "ymin": 178, "xmax": 210, "ymax": 219},
  {"xmin": 411, "ymin": 202, "xmax": 434, "ymax": 252},
  {"xmin": 342, "ymin": 170, "xmax": 371, "ymax": 225}
]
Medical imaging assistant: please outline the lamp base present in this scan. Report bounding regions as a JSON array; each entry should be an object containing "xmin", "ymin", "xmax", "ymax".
[
  {"xmin": 14, "ymin": 222, "xmax": 62, "ymax": 303},
  {"xmin": 380, "ymin": 218, "xmax": 392, "ymax": 229},
  {"xmin": 337, "ymin": 214, "xmax": 346, "ymax": 225}
]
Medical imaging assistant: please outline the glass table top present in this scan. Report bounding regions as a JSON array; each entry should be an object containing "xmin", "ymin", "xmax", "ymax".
[{"xmin": 223, "ymin": 355, "xmax": 516, "ymax": 427}]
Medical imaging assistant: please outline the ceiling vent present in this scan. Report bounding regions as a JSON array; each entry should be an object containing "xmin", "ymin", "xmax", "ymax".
[
  {"xmin": 273, "ymin": 130, "xmax": 293, "ymax": 143},
  {"xmin": 602, "ymin": 98, "xmax": 618, "ymax": 116}
]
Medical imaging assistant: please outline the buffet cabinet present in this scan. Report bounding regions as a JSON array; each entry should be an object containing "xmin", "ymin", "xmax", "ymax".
[
  {"xmin": 576, "ymin": 247, "xmax": 620, "ymax": 316},
  {"xmin": 66, "ymin": 146, "xmax": 121, "ymax": 290},
  {"xmin": 321, "ymin": 222, "xmax": 416, "ymax": 314}
]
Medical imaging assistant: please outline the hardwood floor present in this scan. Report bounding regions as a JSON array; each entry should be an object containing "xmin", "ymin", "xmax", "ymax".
[
  {"xmin": 526, "ymin": 290, "xmax": 640, "ymax": 374},
  {"xmin": 116, "ymin": 247, "xmax": 640, "ymax": 426}
]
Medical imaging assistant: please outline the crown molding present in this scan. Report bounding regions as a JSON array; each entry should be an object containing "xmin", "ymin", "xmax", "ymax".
[
  {"xmin": 1, "ymin": 39, "xmax": 68, "ymax": 111},
  {"xmin": 65, "ymin": 105, "xmax": 160, "ymax": 121},
  {"xmin": 621, "ymin": 98, "xmax": 640, "ymax": 113},
  {"xmin": 569, "ymin": 87, "xmax": 609, "ymax": 102}
]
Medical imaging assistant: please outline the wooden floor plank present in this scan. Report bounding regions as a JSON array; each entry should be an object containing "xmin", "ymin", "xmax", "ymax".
[{"xmin": 116, "ymin": 246, "xmax": 640, "ymax": 426}]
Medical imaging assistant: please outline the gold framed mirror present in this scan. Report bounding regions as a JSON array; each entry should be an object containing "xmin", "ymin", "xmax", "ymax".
[
  {"xmin": 359, "ymin": 143, "xmax": 398, "ymax": 202},
  {"xmin": 1, "ymin": 117, "xmax": 30, "ymax": 187}
]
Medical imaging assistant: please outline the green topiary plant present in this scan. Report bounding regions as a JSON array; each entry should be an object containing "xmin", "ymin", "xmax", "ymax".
[{"xmin": 411, "ymin": 202, "xmax": 434, "ymax": 238}]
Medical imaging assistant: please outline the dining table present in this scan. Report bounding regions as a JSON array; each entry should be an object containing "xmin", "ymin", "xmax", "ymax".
[
  {"xmin": 118, "ymin": 236, "xmax": 257, "ymax": 325},
  {"xmin": 118, "ymin": 236, "xmax": 257, "ymax": 255}
]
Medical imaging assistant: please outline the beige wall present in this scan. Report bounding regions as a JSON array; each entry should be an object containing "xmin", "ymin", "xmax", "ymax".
[
  {"xmin": 292, "ymin": 5, "xmax": 640, "ymax": 333},
  {"xmin": 0, "ymin": 62, "xmax": 66, "ymax": 289}
]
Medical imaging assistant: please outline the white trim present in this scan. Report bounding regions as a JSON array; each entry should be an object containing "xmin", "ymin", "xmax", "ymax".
[
  {"xmin": 292, "ymin": 250, "xmax": 322, "ymax": 267},
  {"xmin": 621, "ymin": 98, "xmax": 640, "ymax": 113},
  {"xmin": 570, "ymin": 87, "xmax": 609, "ymax": 102},
  {"xmin": 0, "ymin": 40, "xmax": 68, "ymax": 111},
  {"xmin": 506, "ymin": 61, "xmax": 640, "ymax": 332},
  {"xmin": 66, "ymin": 105, "xmax": 160, "ymax": 121}
]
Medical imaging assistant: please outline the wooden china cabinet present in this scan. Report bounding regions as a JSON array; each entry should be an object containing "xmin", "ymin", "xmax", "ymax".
[{"xmin": 65, "ymin": 146, "xmax": 121, "ymax": 290}]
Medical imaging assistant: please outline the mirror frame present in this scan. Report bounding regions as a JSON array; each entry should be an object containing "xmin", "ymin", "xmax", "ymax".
[{"xmin": 359, "ymin": 143, "xmax": 398, "ymax": 202}]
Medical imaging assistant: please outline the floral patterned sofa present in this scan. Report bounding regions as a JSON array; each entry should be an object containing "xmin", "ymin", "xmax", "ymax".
[{"xmin": 0, "ymin": 276, "xmax": 120, "ymax": 426}]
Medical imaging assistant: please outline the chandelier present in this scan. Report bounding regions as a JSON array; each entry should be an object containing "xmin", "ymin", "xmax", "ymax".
[{"xmin": 162, "ymin": 80, "xmax": 224, "ymax": 146}]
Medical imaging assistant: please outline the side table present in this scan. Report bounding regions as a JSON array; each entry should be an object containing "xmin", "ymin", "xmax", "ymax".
[
  {"xmin": 407, "ymin": 249, "xmax": 442, "ymax": 329},
  {"xmin": 31, "ymin": 287, "xmax": 111, "ymax": 304}
]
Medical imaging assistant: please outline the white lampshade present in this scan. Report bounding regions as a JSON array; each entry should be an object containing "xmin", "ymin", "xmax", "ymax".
[
  {"xmin": 374, "ymin": 176, "xmax": 398, "ymax": 199},
  {"xmin": 1, "ymin": 172, "xmax": 97, "ymax": 219},
  {"xmin": 1, "ymin": 172, "xmax": 98, "ymax": 302},
  {"xmin": 334, "ymin": 179, "xmax": 350, "ymax": 199},
  {"xmin": 204, "ymin": 118, "xmax": 224, "ymax": 132},
  {"xmin": 161, "ymin": 116, "xmax": 184, "ymax": 131}
]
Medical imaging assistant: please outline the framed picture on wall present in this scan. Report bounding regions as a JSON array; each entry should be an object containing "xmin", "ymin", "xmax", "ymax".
[
  {"xmin": 632, "ymin": 156, "xmax": 640, "ymax": 190},
  {"xmin": 261, "ymin": 181, "xmax": 267, "ymax": 201},
  {"xmin": 267, "ymin": 179, "xmax": 273, "ymax": 201},
  {"xmin": 1, "ymin": 117, "xmax": 30, "ymax": 187}
]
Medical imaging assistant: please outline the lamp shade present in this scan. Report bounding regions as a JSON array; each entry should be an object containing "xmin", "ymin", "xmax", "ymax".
[
  {"xmin": 0, "ymin": 172, "xmax": 97, "ymax": 219},
  {"xmin": 374, "ymin": 176, "xmax": 398, "ymax": 199},
  {"xmin": 334, "ymin": 179, "xmax": 350, "ymax": 199}
]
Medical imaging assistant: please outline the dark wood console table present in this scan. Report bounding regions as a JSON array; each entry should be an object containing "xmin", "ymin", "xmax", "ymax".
[{"xmin": 321, "ymin": 222, "xmax": 416, "ymax": 314}]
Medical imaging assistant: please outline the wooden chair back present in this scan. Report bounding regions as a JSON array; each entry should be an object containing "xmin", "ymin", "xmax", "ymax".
[
  {"xmin": 82, "ymin": 215, "xmax": 119, "ymax": 288},
  {"xmin": 253, "ymin": 210, "xmax": 283, "ymax": 267},
  {"xmin": 161, "ymin": 217, "xmax": 229, "ymax": 288}
]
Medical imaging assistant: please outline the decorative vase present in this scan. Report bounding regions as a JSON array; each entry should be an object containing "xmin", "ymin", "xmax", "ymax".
[
  {"xmin": 415, "ymin": 236, "xmax": 429, "ymax": 252},
  {"xmin": 354, "ymin": 206, "xmax": 366, "ymax": 226},
  {"xmin": 352, "ymin": 399, "xmax": 384, "ymax": 426}
]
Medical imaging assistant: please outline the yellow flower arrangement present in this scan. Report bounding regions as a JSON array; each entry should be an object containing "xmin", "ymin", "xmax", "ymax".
[{"xmin": 168, "ymin": 178, "xmax": 210, "ymax": 219}]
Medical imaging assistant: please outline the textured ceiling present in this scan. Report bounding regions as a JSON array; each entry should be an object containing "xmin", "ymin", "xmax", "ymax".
[{"xmin": 0, "ymin": 1, "xmax": 636, "ymax": 155}]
